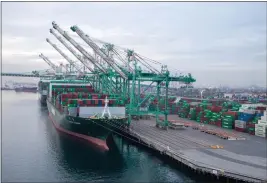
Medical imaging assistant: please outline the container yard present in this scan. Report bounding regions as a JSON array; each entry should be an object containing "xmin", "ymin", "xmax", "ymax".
[
  {"xmin": 2, "ymin": 20, "xmax": 267, "ymax": 183},
  {"xmin": 125, "ymin": 115, "xmax": 267, "ymax": 183},
  {"xmin": 115, "ymin": 98, "xmax": 267, "ymax": 183}
]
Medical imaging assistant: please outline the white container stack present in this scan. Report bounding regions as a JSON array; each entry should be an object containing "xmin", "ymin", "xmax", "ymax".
[{"xmin": 255, "ymin": 111, "xmax": 267, "ymax": 138}]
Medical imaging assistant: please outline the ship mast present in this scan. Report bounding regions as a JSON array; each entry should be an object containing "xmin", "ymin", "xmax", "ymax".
[{"xmin": 101, "ymin": 96, "xmax": 111, "ymax": 118}]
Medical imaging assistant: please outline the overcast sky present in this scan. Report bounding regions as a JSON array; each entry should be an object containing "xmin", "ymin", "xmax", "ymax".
[{"xmin": 2, "ymin": 2, "xmax": 266, "ymax": 87}]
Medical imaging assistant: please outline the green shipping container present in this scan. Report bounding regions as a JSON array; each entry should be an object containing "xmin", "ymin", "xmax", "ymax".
[
  {"xmin": 222, "ymin": 121, "xmax": 233, "ymax": 125},
  {"xmin": 222, "ymin": 124, "xmax": 233, "ymax": 129}
]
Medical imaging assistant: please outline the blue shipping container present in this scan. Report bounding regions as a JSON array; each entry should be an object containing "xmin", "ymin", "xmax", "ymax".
[
  {"xmin": 256, "ymin": 113, "xmax": 263, "ymax": 117},
  {"xmin": 98, "ymin": 100, "xmax": 102, "ymax": 106},
  {"xmin": 238, "ymin": 112, "xmax": 255, "ymax": 122}
]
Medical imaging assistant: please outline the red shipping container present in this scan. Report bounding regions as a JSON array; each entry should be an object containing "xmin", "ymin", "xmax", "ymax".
[
  {"xmin": 216, "ymin": 122, "xmax": 222, "ymax": 127},
  {"xmin": 94, "ymin": 100, "xmax": 98, "ymax": 105},
  {"xmin": 211, "ymin": 106, "xmax": 222, "ymax": 112},
  {"xmin": 247, "ymin": 123, "xmax": 255, "ymax": 128},
  {"xmin": 77, "ymin": 100, "xmax": 82, "ymax": 105},
  {"xmin": 235, "ymin": 127, "xmax": 245, "ymax": 132},
  {"xmin": 224, "ymin": 111, "xmax": 238, "ymax": 118},
  {"xmin": 256, "ymin": 106, "xmax": 266, "ymax": 110},
  {"xmin": 82, "ymin": 93, "xmax": 87, "ymax": 98}
]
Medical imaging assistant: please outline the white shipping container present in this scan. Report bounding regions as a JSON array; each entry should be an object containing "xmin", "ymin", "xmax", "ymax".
[
  {"xmin": 235, "ymin": 122, "xmax": 246, "ymax": 126},
  {"xmin": 255, "ymin": 126, "xmax": 267, "ymax": 130},
  {"xmin": 243, "ymin": 109, "xmax": 256, "ymax": 114},
  {"xmin": 255, "ymin": 128, "xmax": 266, "ymax": 133},
  {"xmin": 241, "ymin": 104, "xmax": 266, "ymax": 109},
  {"xmin": 255, "ymin": 127, "xmax": 266, "ymax": 132},
  {"xmin": 261, "ymin": 115, "xmax": 267, "ymax": 121},
  {"xmin": 235, "ymin": 125, "xmax": 246, "ymax": 129},
  {"xmin": 235, "ymin": 120, "xmax": 245, "ymax": 123},
  {"xmin": 79, "ymin": 106, "xmax": 126, "ymax": 117},
  {"xmin": 255, "ymin": 124, "xmax": 267, "ymax": 128},
  {"xmin": 234, "ymin": 120, "xmax": 246, "ymax": 128},
  {"xmin": 235, "ymin": 124, "xmax": 246, "ymax": 128},
  {"xmin": 258, "ymin": 120, "xmax": 267, "ymax": 125},
  {"xmin": 255, "ymin": 129, "xmax": 266, "ymax": 134},
  {"xmin": 255, "ymin": 130, "xmax": 266, "ymax": 134},
  {"xmin": 255, "ymin": 132, "xmax": 266, "ymax": 138}
]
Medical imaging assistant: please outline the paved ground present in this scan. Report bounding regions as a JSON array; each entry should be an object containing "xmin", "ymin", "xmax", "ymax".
[{"xmin": 129, "ymin": 115, "xmax": 267, "ymax": 182}]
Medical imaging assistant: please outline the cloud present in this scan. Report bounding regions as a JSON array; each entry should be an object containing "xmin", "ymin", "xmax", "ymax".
[
  {"xmin": 2, "ymin": 2, "xmax": 266, "ymax": 87},
  {"xmin": 211, "ymin": 26, "xmax": 266, "ymax": 49}
]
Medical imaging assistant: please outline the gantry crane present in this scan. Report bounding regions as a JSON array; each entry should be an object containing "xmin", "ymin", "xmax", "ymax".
[
  {"xmin": 68, "ymin": 24, "xmax": 196, "ymax": 127},
  {"xmin": 49, "ymin": 29, "xmax": 93, "ymax": 73},
  {"xmin": 50, "ymin": 22, "xmax": 119, "ymax": 95},
  {"xmin": 39, "ymin": 53, "xmax": 74, "ymax": 78},
  {"xmin": 46, "ymin": 38, "xmax": 84, "ymax": 74},
  {"xmin": 48, "ymin": 21, "xmax": 196, "ymax": 129}
]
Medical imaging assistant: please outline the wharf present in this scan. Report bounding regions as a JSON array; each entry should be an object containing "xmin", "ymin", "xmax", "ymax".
[{"xmin": 122, "ymin": 115, "xmax": 267, "ymax": 183}]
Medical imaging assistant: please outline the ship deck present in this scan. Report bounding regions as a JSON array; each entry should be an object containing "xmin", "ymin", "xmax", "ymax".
[{"xmin": 127, "ymin": 115, "xmax": 267, "ymax": 183}]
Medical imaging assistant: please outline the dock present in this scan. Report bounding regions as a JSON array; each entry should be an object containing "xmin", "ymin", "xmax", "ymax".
[{"xmin": 118, "ymin": 115, "xmax": 267, "ymax": 183}]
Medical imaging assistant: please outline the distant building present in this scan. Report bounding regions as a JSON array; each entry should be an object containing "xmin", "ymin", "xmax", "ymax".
[{"xmin": 224, "ymin": 93, "xmax": 233, "ymax": 99}]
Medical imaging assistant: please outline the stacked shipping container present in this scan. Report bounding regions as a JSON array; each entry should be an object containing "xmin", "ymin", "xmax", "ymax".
[
  {"xmin": 50, "ymin": 84, "xmax": 124, "ymax": 115},
  {"xmin": 172, "ymin": 97, "xmax": 267, "ymax": 137},
  {"xmin": 255, "ymin": 111, "xmax": 267, "ymax": 137},
  {"xmin": 148, "ymin": 96, "xmax": 179, "ymax": 114}
]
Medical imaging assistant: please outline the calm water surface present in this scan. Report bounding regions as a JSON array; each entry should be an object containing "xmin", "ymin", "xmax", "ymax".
[{"xmin": 2, "ymin": 91, "xmax": 196, "ymax": 182}]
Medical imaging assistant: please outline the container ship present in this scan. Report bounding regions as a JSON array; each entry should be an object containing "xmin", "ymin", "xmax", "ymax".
[
  {"xmin": 1, "ymin": 86, "xmax": 14, "ymax": 91},
  {"xmin": 1, "ymin": 81, "xmax": 14, "ymax": 90},
  {"xmin": 15, "ymin": 86, "xmax": 38, "ymax": 93},
  {"xmin": 46, "ymin": 79, "xmax": 128, "ymax": 152}
]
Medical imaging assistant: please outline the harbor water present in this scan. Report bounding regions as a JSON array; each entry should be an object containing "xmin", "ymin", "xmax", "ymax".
[{"xmin": 2, "ymin": 91, "xmax": 195, "ymax": 182}]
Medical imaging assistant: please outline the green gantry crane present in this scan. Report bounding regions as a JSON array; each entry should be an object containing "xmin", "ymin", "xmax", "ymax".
[{"xmin": 49, "ymin": 21, "xmax": 196, "ymax": 129}]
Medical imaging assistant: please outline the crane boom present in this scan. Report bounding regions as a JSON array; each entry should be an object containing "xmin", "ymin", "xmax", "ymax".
[
  {"xmin": 46, "ymin": 38, "xmax": 82, "ymax": 73},
  {"xmin": 70, "ymin": 25, "xmax": 128, "ymax": 80},
  {"xmin": 49, "ymin": 29, "xmax": 94, "ymax": 73},
  {"xmin": 39, "ymin": 53, "xmax": 57, "ymax": 70},
  {"xmin": 39, "ymin": 53, "xmax": 69, "ymax": 73},
  {"xmin": 51, "ymin": 22, "xmax": 107, "ymax": 74}
]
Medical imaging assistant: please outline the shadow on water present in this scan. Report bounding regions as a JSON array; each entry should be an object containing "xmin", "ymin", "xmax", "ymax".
[{"xmin": 56, "ymin": 133, "xmax": 126, "ymax": 172}]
